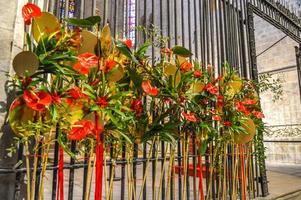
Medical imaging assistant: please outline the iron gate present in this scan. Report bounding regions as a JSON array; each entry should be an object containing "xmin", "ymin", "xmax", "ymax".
[{"xmin": 2, "ymin": 0, "xmax": 301, "ymax": 199}]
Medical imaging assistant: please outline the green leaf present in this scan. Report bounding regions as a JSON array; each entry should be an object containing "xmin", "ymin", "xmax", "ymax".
[
  {"xmin": 66, "ymin": 16, "xmax": 101, "ymax": 27},
  {"xmin": 135, "ymin": 42, "xmax": 151, "ymax": 59},
  {"xmin": 128, "ymin": 68, "xmax": 143, "ymax": 88},
  {"xmin": 199, "ymin": 139, "xmax": 208, "ymax": 156},
  {"xmin": 172, "ymin": 46, "xmax": 193, "ymax": 57},
  {"xmin": 119, "ymin": 131, "xmax": 133, "ymax": 144}
]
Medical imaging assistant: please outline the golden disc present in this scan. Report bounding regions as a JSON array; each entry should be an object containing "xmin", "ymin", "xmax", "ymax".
[
  {"xmin": 12, "ymin": 51, "xmax": 39, "ymax": 77},
  {"xmin": 78, "ymin": 30, "xmax": 98, "ymax": 54},
  {"xmin": 234, "ymin": 117, "xmax": 256, "ymax": 144},
  {"xmin": 100, "ymin": 24, "xmax": 112, "ymax": 57},
  {"xmin": 8, "ymin": 99, "xmax": 36, "ymax": 137},
  {"xmin": 190, "ymin": 81, "xmax": 205, "ymax": 94},
  {"xmin": 32, "ymin": 12, "xmax": 60, "ymax": 42},
  {"xmin": 163, "ymin": 62, "xmax": 177, "ymax": 76},
  {"xmin": 107, "ymin": 64, "xmax": 125, "ymax": 82}
]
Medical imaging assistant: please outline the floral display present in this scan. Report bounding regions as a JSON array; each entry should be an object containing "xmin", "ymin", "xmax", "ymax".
[{"xmin": 7, "ymin": 3, "xmax": 269, "ymax": 200}]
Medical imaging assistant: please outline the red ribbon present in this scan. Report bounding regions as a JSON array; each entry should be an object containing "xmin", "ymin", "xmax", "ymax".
[
  {"xmin": 95, "ymin": 112, "xmax": 104, "ymax": 200},
  {"xmin": 57, "ymin": 147, "xmax": 64, "ymax": 200},
  {"xmin": 198, "ymin": 155, "xmax": 204, "ymax": 200}
]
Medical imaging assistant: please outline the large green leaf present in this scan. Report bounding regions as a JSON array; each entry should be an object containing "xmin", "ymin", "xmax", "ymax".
[
  {"xmin": 66, "ymin": 16, "xmax": 101, "ymax": 27},
  {"xmin": 171, "ymin": 46, "xmax": 193, "ymax": 57}
]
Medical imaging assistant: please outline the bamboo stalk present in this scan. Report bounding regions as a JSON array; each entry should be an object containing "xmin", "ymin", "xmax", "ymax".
[
  {"xmin": 156, "ymin": 144, "xmax": 169, "ymax": 200},
  {"xmin": 152, "ymin": 138, "xmax": 160, "ymax": 200},
  {"xmin": 108, "ymin": 160, "xmax": 116, "ymax": 200},
  {"xmin": 24, "ymin": 140, "xmax": 31, "ymax": 200},
  {"xmin": 38, "ymin": 134, "xmax": 52, "ymax": 200},
  {"xmin": 30, "ymin": 136, "xmax": 39, "ymax": 200},
  {"xmin": 166, "ymin": 146, "xmax": 175, "ymax": 200},
  {"xmin": 182, "ymin": 134, "xmax": 189, "ymax": 200},
  {"xmin": 137, "ymin": 137, "xmax": 156, "ymax": 200},
  {"xmin": 104, "ymin": 150, "xmax": 109, "ymax": 199},
  {"xmin": 84, "ymin": 142, "xmax": 95, "ymax": 200},
  {"xmin": 222, "ymin": 143, "xmax": 227, "ymax": 200}
]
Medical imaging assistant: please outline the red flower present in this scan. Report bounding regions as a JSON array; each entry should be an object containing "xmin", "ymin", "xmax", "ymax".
[
  {"xmin": 182, "ymin": 112, "xmax": 197, "ymax": 122},
  {"xmin": 22, "ymin": 3, "xmax": 42, "ymax": 25},
  {"xmin": 68, "ymin": 86, "xmax": 86, "ymax": 99},
  {"xmin": 51, "ymin": 92, "xmax": 61, "ymax": 104},
  {"xmin": 142, "ymin": 80, "xmax": 159, "ymax": 96},
  {"xmin": 124, "ymin": 39, "xmax": 133, "ymax": 49},
  {"xmin": 217, "ymin": 95, "xmax": 224, "ymax": 108},
  {"xmin": 223, "ymin": 121, "xmax": 232, "ymax": 127},
  {"xmin": 131, "ymin": 99, "xmax": 143, "ymax": 116},
  {"xmin": 242, "ymin": 98, "xmax": 257, "ymax": 105},
  {"xmin": 253, "ymin": 111, "xmax": 265, "ymax": 119},
  {"xmin": 66, "ymin": 86, "xmax": 86, "ymax": 106},
  {"xmin": 104, "ymin": 59, "xmax": 117, "ymax": 73},
  {"xmin": 205, "ymin": 83, "xmax": 218, "ymax": 95},
  {"xmin": 68, "ymin": 120, "xmax": 95, "ymax": 141},
  {"xmin": 23, "ymin": 90, "xmax": 52, "ymax": 111},
  {"xmin": 97, "ymin": 97, "xmax": 108, "ymax": 108},
  {"xmin": 73, "ymin": 53, "xmax": 99, "ymax": 75},
  {"xmin": 194, "ymin": 70, "xmax": 202, "ymax": 78},
  {"xmin": 212, "ymin": 115, "xmax": 221, "ymax": 121},
  {"xmin": 235, "ymin": 102, "xmax": 251, "ymax": 116},
  {"xmin": 180, "ymin": 61, "xmax": 192, "ymax": 72}
]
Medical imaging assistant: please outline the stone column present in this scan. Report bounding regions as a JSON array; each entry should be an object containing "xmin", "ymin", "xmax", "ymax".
[{"xmin": 0, "ymin": 0, "xmax": 26, "ymax": 199}]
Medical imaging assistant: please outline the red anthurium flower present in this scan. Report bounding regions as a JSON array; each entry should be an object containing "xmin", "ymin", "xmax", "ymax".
[
  {"xmin": 253, "ymin": 111, "xmax": 265, "ymax": 119},
  {"xmin": 78, "ymin": 53, "xmax": 99, "ymax": 67},
  {"xmin": 23, "ymin": 90, "xmax": 52, "ymax": 111},
  {"xmin": 180, "ymin": 61, "xmax": 192, "ymax": 72},
  {"xmin": 235, "ymin": 102, "xmax": 246, "ymax": 112},
  {"xmin": 212, "ymin": 115, "xmax": 222, "ymax": 121},
  {"xmin": 205, "ymin": 83, "xmax": 219, "ymax": 95},
  {"xmin": 223, "ymin": 121, "xmax": 232, "ymax": 127},
  {"xmin": 73, "ymin": 53, "xmax": 99, "ymax": 75},
  {"xmin": 97, "ymin": 96, "xmax": 108, "ymax": 108},
  {"xmin": 124, "ymin": 39, "xmax": 133, "ymax": 49},
  {"xmin": 142, "ymin": 80, "xmax": 159, "ymax": 96},
  {"xmin": 242, "ymin": 98, "xmax": 257, "ymax": 105},
  {"xmin": 194, "ymin": 70, "xmax": 202, "ymax": 78},
  {"xmin": 104, "ymin": 59, "xmax": 117, "ymax": 73},
  {"xmin": 131, "ymin": 99, "xmax": 143, "ymax": 116},
  {"xmin": 182, "ymin": 112, "xmax": 197, "ymax": 122},
  {"xmin": 68, "ymin": 120, "xmax": 95, "ymax": 141},
  {"xmin": 22, "ymin": 3, "xmax": 42, "ymax": 25}
]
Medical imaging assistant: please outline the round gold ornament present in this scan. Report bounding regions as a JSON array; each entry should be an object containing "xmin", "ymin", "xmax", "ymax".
[
  {"xmin": 12, "ymin": 51, "xmax": 39, "ymax": 77},
  {"xmin": 8, "ymin": 99, "xmax": 36, "ymax": 137},
  {"xmin": 107, "ymin": 64, "xmax": 125, "ymax": 82},
  {"xmin": 32, "ymin": 12, "xmax": 60, "ymax": 42},
  {"xmin": 78, "ymin": 30, "xmax": 98, "ymax": 54},
  {"xmin": 233, "ymin": 117, "xmax": 256, "ymax": 144}
]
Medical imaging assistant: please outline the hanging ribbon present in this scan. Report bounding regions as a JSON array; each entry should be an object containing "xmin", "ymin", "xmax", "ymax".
[
  {"xmin": 95, "ymin": 112, "xmax": 104, "ymax": 200},
  {"xmin": 57, "ymin": 147, "xmax": 64, "ymax": 200},
  {"xmin": 198, "ymin": 155, "xmax": 204, "ymax": 200}
]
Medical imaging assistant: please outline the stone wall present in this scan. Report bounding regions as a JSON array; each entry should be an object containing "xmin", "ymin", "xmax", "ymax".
[{"xmin": 254, "ymin": 1, "xmax": 301, "ymax": 165}]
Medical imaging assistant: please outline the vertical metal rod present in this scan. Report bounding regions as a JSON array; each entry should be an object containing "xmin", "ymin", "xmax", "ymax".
[
  {"xmin": 142, "ymin": 143, "xmax": 147, "ymax": 200},
  {"xmin": 68, "ymin": 141, "xmax": 76, "ymax": 200},
  {"xmin": 51, "ymin": 130, "xmax": 60, "ymax": 200}
]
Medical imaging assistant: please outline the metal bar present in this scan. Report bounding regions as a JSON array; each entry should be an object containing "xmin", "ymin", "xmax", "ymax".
[{"xmin": 68, "ymin": 141, "xmax": 76, "ymax": 200}]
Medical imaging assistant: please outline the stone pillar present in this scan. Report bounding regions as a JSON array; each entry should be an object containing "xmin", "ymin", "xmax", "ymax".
[{"xmin": 0, "ymin": 0, "xmax": 26, "ymax": 199}]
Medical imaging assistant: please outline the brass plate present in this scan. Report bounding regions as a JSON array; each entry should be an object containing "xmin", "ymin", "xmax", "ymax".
[
  {"xmin": 13, "ymin": 51, "xmax": 39, "ymax": 77},
  {"xmin": 78, "ymin": 30, "xmax": 98, "ymax": 54},
  {"xmin": 32, "ymin": 12, "xmax": 60, "ymax": 42}
]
